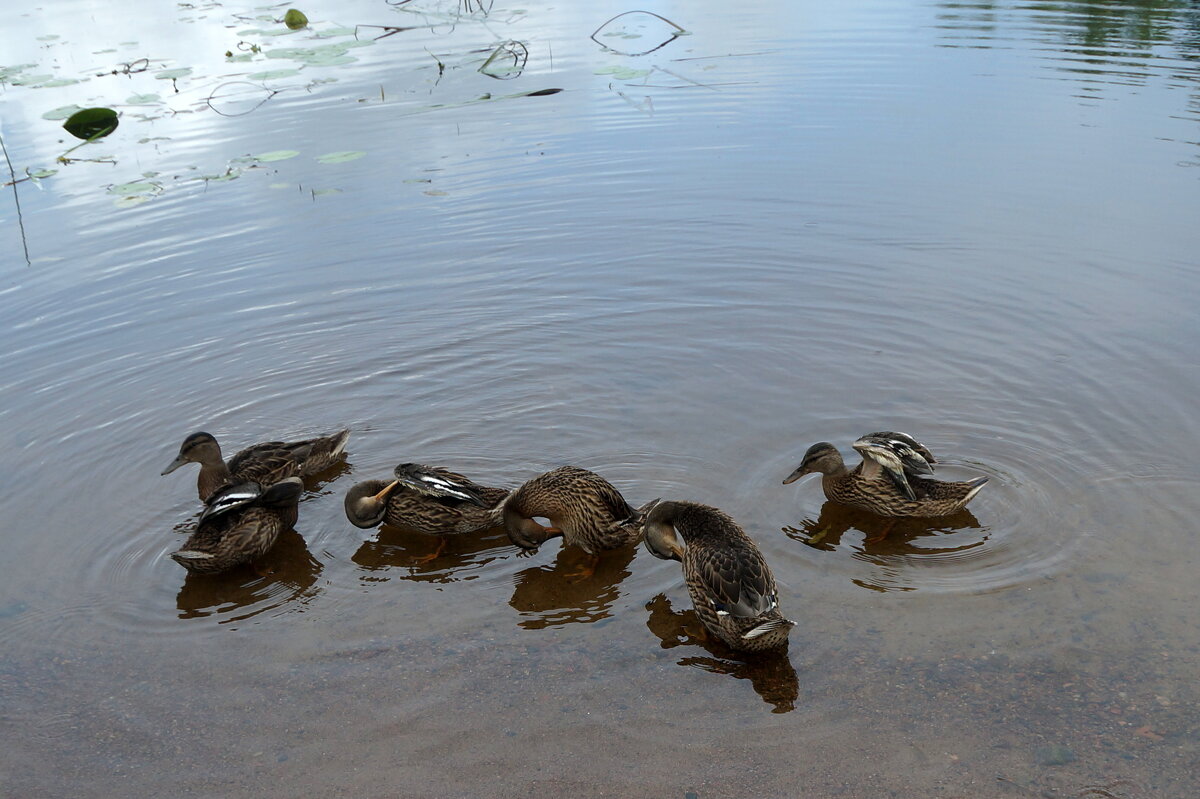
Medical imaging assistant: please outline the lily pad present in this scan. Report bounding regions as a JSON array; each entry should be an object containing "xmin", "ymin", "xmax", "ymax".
[
  {"xmin": 316, "ymin": 150, "xmax": 365, "ymax": 164},
  {"xmin": 283, "ymin": 9, "xmax": 309, "ymax": 30},
  {"xmin": 114, "ymin": 194, "xmax": 153, "ymax": 208},
  {"xmin": 303, "ymin": 54, "xmax": 356, "ymax": 67},
  {"xmin": 63, "ymin": 107, "xmax": 119, "ymax": 140},
  {"xmin": 38, "ymin": 78, "xmax": 82, "ymax": 88},
  {"xmin": 42, "ymin": 104, "xmax": 84, "ymax": 121},
  {"xmin": 126, "ymin": 93, "xmax": 161, "ymax": 105},
  {"xmin": 595, "ymin": 66, "xmax": 652, "ymax": 79},
  {"xmin": 107, "ymin": 181, "xmax": 160, "ymax": 196},
  {"xmin": 155, "ymin": 67, "xmax": 192, "ymax": 80},
  {"xmin": 11, "ymin": 73, "xmax": 55, "ymax": 86},
  {"xmin": 247, "ymin": 68, "xmax": 301, "ymax": 80},
  {"xmin": 28, "ymin": 168, "xmax": 58, "ymax": 179},
  {"xmin": 254, "ymin": 149, "xmax": 300, "ymax": 162}
]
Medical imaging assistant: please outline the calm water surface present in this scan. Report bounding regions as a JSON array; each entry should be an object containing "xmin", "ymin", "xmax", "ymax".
[{"xmin": 2, "ymin": 0, "xmax": 1199, "ymax": 796}]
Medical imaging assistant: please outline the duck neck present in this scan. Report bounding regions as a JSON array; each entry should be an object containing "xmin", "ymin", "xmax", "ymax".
[{"xmin": 198, "ymin": 461, "xmax": 233, "ymax": 501}]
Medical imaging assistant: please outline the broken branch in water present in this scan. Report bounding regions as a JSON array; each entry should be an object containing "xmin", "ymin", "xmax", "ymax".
[{"xmin": 0, "ymin": 131, "xmax": 31, "ymax": 266}]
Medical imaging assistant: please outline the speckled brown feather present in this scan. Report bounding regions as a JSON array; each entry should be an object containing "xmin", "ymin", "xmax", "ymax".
[
  {"xmin": 503, "ymin": 466, "xmax": 646, "ymax": 553},
  {"xmin": 644, "ymin": 501, "xmax": 793, "ymax": 652},
  {"xmin": 823, "ymin": 464, "xmax": 987, "ymax": 517}
]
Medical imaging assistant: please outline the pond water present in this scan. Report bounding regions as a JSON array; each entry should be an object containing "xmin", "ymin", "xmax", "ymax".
[{"xmin": 2, "ymin": 0, "xmax": 1199, "ymax": 796}]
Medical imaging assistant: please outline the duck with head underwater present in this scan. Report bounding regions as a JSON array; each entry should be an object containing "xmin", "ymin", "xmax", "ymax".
[
  {"xmin": 642, "ymin": 500, "xmax": 794, "ymax": 652},
  {"xmin": 501, "ymin": 465, "xmax": 658, "ymax": 580}
]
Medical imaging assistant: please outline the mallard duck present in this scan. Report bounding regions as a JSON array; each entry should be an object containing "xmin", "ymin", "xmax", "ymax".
[
  {"xmin": 170, "ymin": 477, "xmax": 303, "ymax": 573},
  {"xmin": 162, "ymin": 429, "xmax": 350, "ymax": 502},
  {"xmin": 643, "ymin": 500, "xmax": 794, "ymax": 652},
  {"xmin": 344, "ymin": 463, "xmax": 510, "ymax": 534},
  {"xmin": 783, "ymin": 431, "xmax": 987, "ymax": 518},
  {"xmin": 502, "ymin": 466, "xmax": 657, "ymax": 578}
]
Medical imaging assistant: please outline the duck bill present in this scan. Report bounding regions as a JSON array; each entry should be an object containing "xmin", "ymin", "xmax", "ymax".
[
  {"xmin": 161, "ymin": 454, "xmax": 189, "ymax": 475},
  {"xmin": 372, "ymin": 480, "xmax": 400, "ymax": 503},
  {"xmin": 781, "ymin": 468, "xmax": 808, "ymax": 485}
]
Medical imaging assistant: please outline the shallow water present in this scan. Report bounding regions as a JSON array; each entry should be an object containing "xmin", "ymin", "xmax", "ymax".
[{"xmin": 2, "ymin": 0, "xmax": 1199, "ymax": 796}]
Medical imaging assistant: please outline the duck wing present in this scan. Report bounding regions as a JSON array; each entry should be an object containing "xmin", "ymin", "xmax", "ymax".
[
  {"xmin": 691, "ymin": 544, "xmax": 779, "ymax": 619},
  {"xmin": 392, "ymin": 463, "xmax": 491, "ymax": 508},
  {"xmin": 197, "ymin": 481, "xmax": 264, "ymax": 525},
  {"xmin": 853, "ymin": 431, "xmax": 937, "ymax": 500}
]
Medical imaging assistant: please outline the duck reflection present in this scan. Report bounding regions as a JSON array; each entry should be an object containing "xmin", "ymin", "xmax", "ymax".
[
  {"xmin": 784, "ymin": 501, "xmax": 989, "ymax": 592},
  {"xmin": 176, "ymin": 527, "xmax": 322, "ymax": 621},
  {"xmin": 784, "ymin": 500, "xmax": 985, "ymax": 553},
  {"xmin": 351, "ymin": 523, "xmax": 512, "ymax": 585},
  {"xmin": 508, "ymin": 545, "xmax": 635, "ymax": 630},
  {"xmin": 644, "ymin": 594, "xmax": 798, "ymax": 713}
]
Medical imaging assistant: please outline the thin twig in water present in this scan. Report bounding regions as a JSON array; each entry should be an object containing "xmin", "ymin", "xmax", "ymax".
[
  {"xmin": 671, "ymin": 51, "xmax": 775, "ymax": 62},
  {"xmin": 650, "ymin": 65, "xmax": 720, "ymax": 91},
  {"xmin": 356, "ymin": 23, "xmax": 425, "ymax": 41},
  {"xmin": 0, "ymin": 131, "xmax": 32, "ymax": 266}
]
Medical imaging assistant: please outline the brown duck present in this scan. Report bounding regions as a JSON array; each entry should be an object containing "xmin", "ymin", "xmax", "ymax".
[
  {"xmin": 162, "ymin": 429, "xmax": 350, "ymax": 502},
  {"xmin": 643, "ymin": 500, "xmax": 794, "ymax": 652},
  {"xmin": 170, "ymin": 477, "xmax": 303, "ymax": 574},
  {"xmin": 784, "ymin": 431, "xmax": 987, "ymax": 519},
  {"xmin": 345, "ymin": 462, "xmax": 510, "ymax": 540},
  {"xmin": 502, "ymin": 465, "xmax": 657, "ymax": 578}
]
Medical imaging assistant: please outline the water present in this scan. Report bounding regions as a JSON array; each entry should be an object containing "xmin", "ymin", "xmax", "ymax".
[{"xmin": 2, "ymin": 0, "xmax": 1199, "ymax": 796}]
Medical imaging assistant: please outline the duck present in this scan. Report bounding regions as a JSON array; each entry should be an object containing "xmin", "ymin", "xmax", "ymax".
[
  {"xmin": 170, "ymin": 477, "xmax": 303, "ymax": 573},
  {"xmin": 502, "ymin": 465, "xmax": 658, "ymax": 578},
  {"xmin": 783, "ymin": 431, "xmax": 987, "ymax": 519},
  {"xmin": 345, "ymin": 462, "xmax": 510, "ymax": 535},
  {"xmin": 162, "ymin": 429, "xmax": 350, "ymax": 502},
  {"xmin": 642, "ymin": 500, "xmax": 794, "ymax": 652}
]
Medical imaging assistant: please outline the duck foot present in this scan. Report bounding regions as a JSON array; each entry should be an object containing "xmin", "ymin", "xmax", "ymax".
[
  {"xmin": 413, "ymin": 536, "xmax": 447, "ymax": 565},
  {"xmin": 563, "ymin": 553, "xmax": 599, "ymax": 582},
  {"xmin": 865, "ymin": 520, "xmax": 895, "ymax": 544}
]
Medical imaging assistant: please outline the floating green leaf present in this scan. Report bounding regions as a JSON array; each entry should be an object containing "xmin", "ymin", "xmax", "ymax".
[
  {"xmin": 303, "ymin": 54, "xmax": 355, "ymax": 67},
  {"xmin": 42, "ymin": 104, "xmax": 84, "ymax": 121},
  {"xmin": 283, "ymin": 9, "xmax": 308, "ymax": 30},
  {"xmin": 155, "ymin": 67, "xmax": 192, "ymax": 80},
  {"xmin": 28, "ymin": 168, "xmax": 58, "ymax": 179},
  {"xmin": 316, "ymin": 150, "xmax": 365, "ymax": 164},
  {"xmin": 39, "ymin": 78, "xmax": 82, "ymax": 88},
  {"xmin": 594, "ymin": 66, "xmax": 652, "ymax": 79},
  {"xmin": 311, "ymin": 188, "xmax": 342, "ymax": 196},
  {"xmin": 198, "ymin": 169, "xmax": 243, "ymax": 182},
  {"xmin": 247, "ymin": 68, "xmax": 301, "ymax": 80},
  {"xmin": 36, "ymin": 35, "xmax": 60, "ymax": 42},
  {"xmin": 113, "ymin": 194, "xmax": 152, "ymax": 209},
  {"xmin": 11, "ymin": 73, "xmax": 54, "ymax": 86},
  {"xmin": 254, "ymin": 149, "xmax": 300, "ymax": 162},
  {"xmin": 126, "ymin": 93, "xmax": 161, "ymax": 105},
  {"xmin": 62, "ymin": 107, "xmax": 119, "ymax": 140},
  {"xmin": 107, "ymin": 181, "xmax": 159, "ymax": 196}
]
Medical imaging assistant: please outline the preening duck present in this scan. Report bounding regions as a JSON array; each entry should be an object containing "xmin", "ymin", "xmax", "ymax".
[{"xmin": 783, "ymin": 431, "xmax": 987, "ymax": 518}]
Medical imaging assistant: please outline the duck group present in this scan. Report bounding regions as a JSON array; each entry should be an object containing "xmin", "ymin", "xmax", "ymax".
[{"xmin": 162, "ymin": 427, "xmax": 988, "ymax": 652}]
